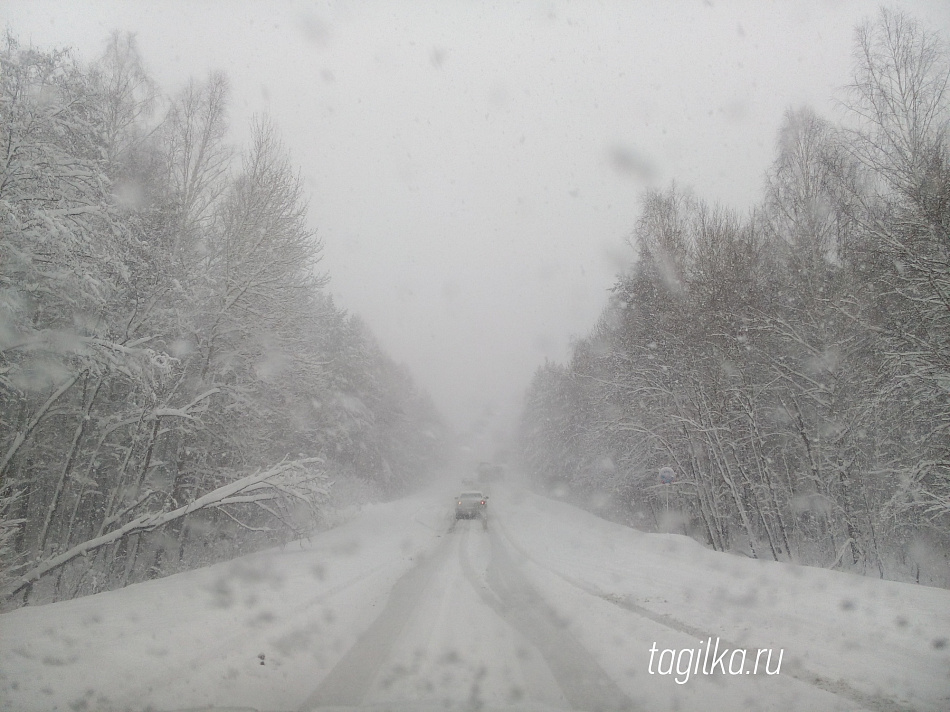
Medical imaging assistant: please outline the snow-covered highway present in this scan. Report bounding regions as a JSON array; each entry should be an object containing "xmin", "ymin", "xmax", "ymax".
[{"xmin": 2, "ymin": 483, "xmax": 949, "ymax": 712}]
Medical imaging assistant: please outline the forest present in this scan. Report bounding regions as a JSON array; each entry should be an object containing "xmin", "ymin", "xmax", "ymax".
[
  {"xmin": 0, "ymin": 32, "xmax": 448, "ymax": 609},
  {"xmin": 519, "ymin": 11, "xmax": 950, "ymax": 586}
]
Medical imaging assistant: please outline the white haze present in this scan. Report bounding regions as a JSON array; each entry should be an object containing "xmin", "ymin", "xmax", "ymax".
[{"xmin": 6, "ymin": 0, "xmax": 950, "ymax": 447}]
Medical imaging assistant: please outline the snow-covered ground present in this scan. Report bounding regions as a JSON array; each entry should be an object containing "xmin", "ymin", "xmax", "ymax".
[{"xmin": 2, "ymin": 482, "xmax": 948, "ymax": 712}]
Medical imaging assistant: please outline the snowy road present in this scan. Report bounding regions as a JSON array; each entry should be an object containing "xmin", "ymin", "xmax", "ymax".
[
  {"xmin": 301, "ymin": 520, "xmax": 630, "ymax": 711},
  {"xmin": 2, "ymin": 483, "xmax": 949, "ymax": 711}
]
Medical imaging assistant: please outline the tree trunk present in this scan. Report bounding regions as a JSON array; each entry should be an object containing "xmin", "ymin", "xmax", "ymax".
[{"xmin": 36, "ymin": 378, "xmax": 102, "ymax": 556}]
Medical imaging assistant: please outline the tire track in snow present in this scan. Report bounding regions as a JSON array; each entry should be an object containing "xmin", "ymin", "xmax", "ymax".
[
  {"xmin": 298, "ymin": 537, "xmax": 453, "ymax": 710},
  {"xmin": 458, "ymin": 521, "xmax": 640, "ymax": 712}
]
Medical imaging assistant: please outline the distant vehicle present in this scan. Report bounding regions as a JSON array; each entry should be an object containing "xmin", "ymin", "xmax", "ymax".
[
  {"xmin": 455, "ymin": 491, "xmax": 488, "ymax": 520},
  {"xmin": 477, "ymin": 461, "xmax": 505, "ymax": 483}
]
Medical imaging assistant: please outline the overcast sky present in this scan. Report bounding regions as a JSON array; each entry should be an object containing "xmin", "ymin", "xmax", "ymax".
[{"xmin": 6, "ymin": 0, "xmax": 950, "ymax": 447}]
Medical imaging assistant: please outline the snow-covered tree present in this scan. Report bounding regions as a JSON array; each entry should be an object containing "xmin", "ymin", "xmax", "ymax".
[{"xmin": 1, "ymin": 36, "xmax": 446, "ymax": 608}]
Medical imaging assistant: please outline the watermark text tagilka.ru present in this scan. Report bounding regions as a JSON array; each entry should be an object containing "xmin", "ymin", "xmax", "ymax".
[{"xmin": 649, "ymin": 638, "xmax": 784, "ymax": 684}]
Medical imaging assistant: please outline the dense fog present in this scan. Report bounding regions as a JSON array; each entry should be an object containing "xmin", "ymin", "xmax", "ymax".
[{"xmin": 2, "ymin": 2, "xmax": 949, "ymax": 711}]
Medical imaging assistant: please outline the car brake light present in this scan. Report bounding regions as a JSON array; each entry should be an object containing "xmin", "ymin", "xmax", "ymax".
[{"xmin": 481, "ymin": 500, "xmax": 485, "ymax": 505}]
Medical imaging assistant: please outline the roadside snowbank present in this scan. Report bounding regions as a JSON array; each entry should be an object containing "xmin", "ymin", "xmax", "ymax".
[
  {"xmin": 493, "ymin": 485, "xmax": 950, "ymax": 712},
  {"xmin": 0, "ymin": 489, "xmax": 450, "ymax": 712}
]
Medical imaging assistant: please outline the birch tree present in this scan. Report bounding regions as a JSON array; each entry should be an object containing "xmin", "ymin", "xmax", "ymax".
[{"xmin": 843, "ymin": 10, "xmax": 950, "ymax": 526}]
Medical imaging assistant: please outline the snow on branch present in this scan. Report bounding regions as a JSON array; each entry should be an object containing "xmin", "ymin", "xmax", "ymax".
[
  {"xmin": 1, "ymin": 458, "xmax": 329, "ymax": 600},
  {"xmin": 148, "ymin": 388, "xmax": 220, "ymax": 420}
]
